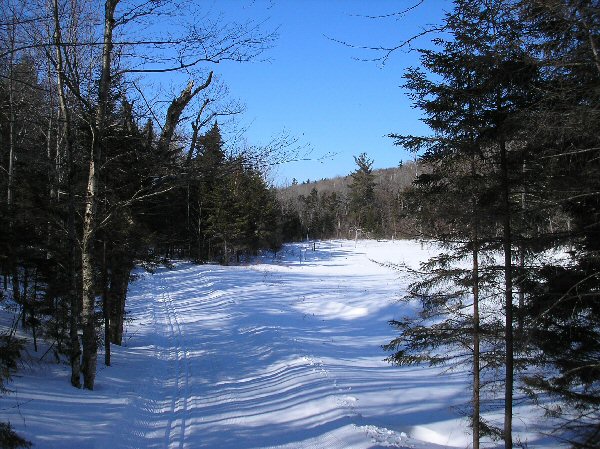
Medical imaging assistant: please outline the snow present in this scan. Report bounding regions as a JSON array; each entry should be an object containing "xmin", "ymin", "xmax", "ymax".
[{"xmin": 0, "ymin": 240, "xmax": 558, "ymax": 449}]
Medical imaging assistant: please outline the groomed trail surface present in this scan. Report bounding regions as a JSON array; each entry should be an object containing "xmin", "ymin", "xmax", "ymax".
[{"xmin": 1, "ymin": 240, "xmax": 554, "ymax": 449}]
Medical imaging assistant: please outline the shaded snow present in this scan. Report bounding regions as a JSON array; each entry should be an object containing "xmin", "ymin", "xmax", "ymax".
[{"xmin": 0, "ymin": 240, "xmax": 557, "ymax": 448}]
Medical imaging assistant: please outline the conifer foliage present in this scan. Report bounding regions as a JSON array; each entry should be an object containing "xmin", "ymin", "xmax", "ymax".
[{"xmin": 185, "ymin": 123, "xmax": 283, "ymax": 264}]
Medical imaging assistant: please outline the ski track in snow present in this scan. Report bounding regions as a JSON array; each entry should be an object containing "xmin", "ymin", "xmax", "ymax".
[{"xmin": 0, "ymin": 240, "xmax": 559, "ymax": 449}]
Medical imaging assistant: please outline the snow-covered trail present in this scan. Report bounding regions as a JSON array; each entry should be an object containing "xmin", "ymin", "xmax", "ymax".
[
  {"xmin": 1, "ymin": 240, "xmax": 551, "ymax": 448},
  {"xmin": 108, "ymin": 240, "xmax": 469, "ymax": 449}
]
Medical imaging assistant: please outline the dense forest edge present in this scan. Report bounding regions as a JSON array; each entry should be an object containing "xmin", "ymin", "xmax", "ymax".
[{"xmin": 1, "ymin": 1, "xmax": 599, "ymax": 449}]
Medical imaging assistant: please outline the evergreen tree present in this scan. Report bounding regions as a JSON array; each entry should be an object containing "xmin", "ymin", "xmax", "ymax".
[
  {"xmin": 192, "ymin": 121, "xmax": 226, "ymax": 261},
  {"xmin": 203, "ymin": 155, "xmax": 282, "ymax": 264},
  {"xmin": 348, "ymin": 153, "xmax": 378, "ymax": 235}
]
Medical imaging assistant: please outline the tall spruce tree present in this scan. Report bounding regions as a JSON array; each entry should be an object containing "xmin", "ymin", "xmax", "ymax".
[
  {"xmin": 192, "ymin": 121, "xmax": 226, "ymax": 261},
  {"xmin": 348, "ymin": 153, "xmax": 378, "ymax": 235}
]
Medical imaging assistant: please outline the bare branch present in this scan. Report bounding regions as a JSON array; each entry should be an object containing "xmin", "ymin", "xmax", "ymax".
[
  {"xmin": 351, "ymin": 0, "xmax": 425, "ymax": 20},
  {"xmin": 157, "ymin": 71, "xmax": 213, "ymax": 153},
  {"xmin": 326, "ymin": 24, "xmax": 446, "ymax": 65}
]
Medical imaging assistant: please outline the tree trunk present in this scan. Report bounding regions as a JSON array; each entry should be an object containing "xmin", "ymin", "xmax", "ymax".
[
  {"xmin": 158, "ymin": 73, "xmax": 212, "ymax": 155},
  {"xmin": 21, "ymin": 267, "xmax": 28, "ymax": 329},
  {"xmin": 31, "ymin": 271, "xmax": 39, "ymax": 352},
  {"xmin": 6, "ymin": 19, "xmax": 20, "ymax": 311},
  {"xmin": 473, "ymin": 239, "xmax": 481, "ymax": 449},
  {"xmin": 109, "ymin": 262, "xmax": 131, "ymax": 346},
  {"xmin": 517, "ymin": 160, "xmax": 526, "ymax": 345},
  {"xmin": 81, "ymin": 0, "xmax": 119, "ymax": 390},
  {"xmin": 6, "ymin": 19, "xmax": 15, "ymax": 209},
  {"xmin": 500, "ymin": 139, "xmax": 514, "ymax": 449},
  {"xmin": 102, "ymin": 241, "xmax": 110, "ymax": 366},
  {"xmin": 187, "ymin": 183, "xmax": 191, "ymax": 256},
  {"xmin": 53, "ymin": 0, "xmax": 81, "ymax": 388},
  {"xmin": 471, "ymin": 157, "xmax": 480, "ymax": 449},
  {"xmin": 81, "ymin": 198, "xmax": 98, "ymax": 389},
  {"xmin": 185, "ymin": 98, "xmax": 211, "ymax": 164},
  {"xmin": 68, "ymin": 154, "xmax": 81, "ymax": 388},
  {"xmin": 67, "ymin": 181, "xmax": 81, "ymax": 385}
]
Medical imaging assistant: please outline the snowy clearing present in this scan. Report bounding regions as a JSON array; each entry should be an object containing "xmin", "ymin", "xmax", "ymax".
[{"xmin": 1, "ymin": 240, "xmax": 557, "ymax": 449}]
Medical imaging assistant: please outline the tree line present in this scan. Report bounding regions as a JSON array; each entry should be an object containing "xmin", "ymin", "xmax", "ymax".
[
  {"xmin": 277, "ymin": 155, "xmax": 421, "ymax": 240},
  {"xmin": 381, "ymin": 1, "xmax": 599, "ymax": 449}
]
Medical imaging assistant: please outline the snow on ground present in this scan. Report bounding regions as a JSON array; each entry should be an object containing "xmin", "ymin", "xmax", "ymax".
[{"xmin": 0, "ymin": 240, "xmax": 557, "ymax": 449}]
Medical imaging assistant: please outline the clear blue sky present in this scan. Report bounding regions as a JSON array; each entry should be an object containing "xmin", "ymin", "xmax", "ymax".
[{"xmin": 211, "ymin": 0, "xmax": 451, "ymax": 185}]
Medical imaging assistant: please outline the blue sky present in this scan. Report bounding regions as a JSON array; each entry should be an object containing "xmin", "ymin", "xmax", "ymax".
[{"xmin": 211, "ymin": 0, "xmax": 451, "ymax": 185}]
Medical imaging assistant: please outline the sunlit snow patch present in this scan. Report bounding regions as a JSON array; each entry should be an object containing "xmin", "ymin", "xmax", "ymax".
[{"xmin": 409, "ymin": 424, "xmax": 468, "ymax": 448}]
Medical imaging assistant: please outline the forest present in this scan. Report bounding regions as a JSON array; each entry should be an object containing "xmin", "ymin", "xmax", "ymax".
[
  {"xmin": 380, "ymin": 1, "xmax": 600, "ymax": 449},
  {"xmin": 1, "ymin": 0, "xmax": 599, "ymax": 448},
  {"xmin": 0, "ymin": 0, "xmax": 288, "ymax": 445},
  {"xmin": 277, "ymin": 157, "xmax": 422, "ymax": 241}
]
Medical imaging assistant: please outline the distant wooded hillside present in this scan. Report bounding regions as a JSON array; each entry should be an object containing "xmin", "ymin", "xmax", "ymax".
[{"xmin": 277, "ymin": 158, "xmax": 422, "ymax": 240}]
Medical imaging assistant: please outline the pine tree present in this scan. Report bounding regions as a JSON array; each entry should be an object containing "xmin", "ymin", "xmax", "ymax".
[
  {"xmin": 192, "ymin": 122, "xmax": 226, "ymax": 261},
  {"xmin": 348, "ymin": 153, "xmax": 378, "ymax": 235},
  {"xmin": 204, "ymin": 155, "xmax": 283, "ymax": 264}
]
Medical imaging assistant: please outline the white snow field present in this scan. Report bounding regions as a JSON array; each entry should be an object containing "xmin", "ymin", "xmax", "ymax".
[{"xmin": 1, "ymin": 240, "xmax": 557, "ymax": 449}]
